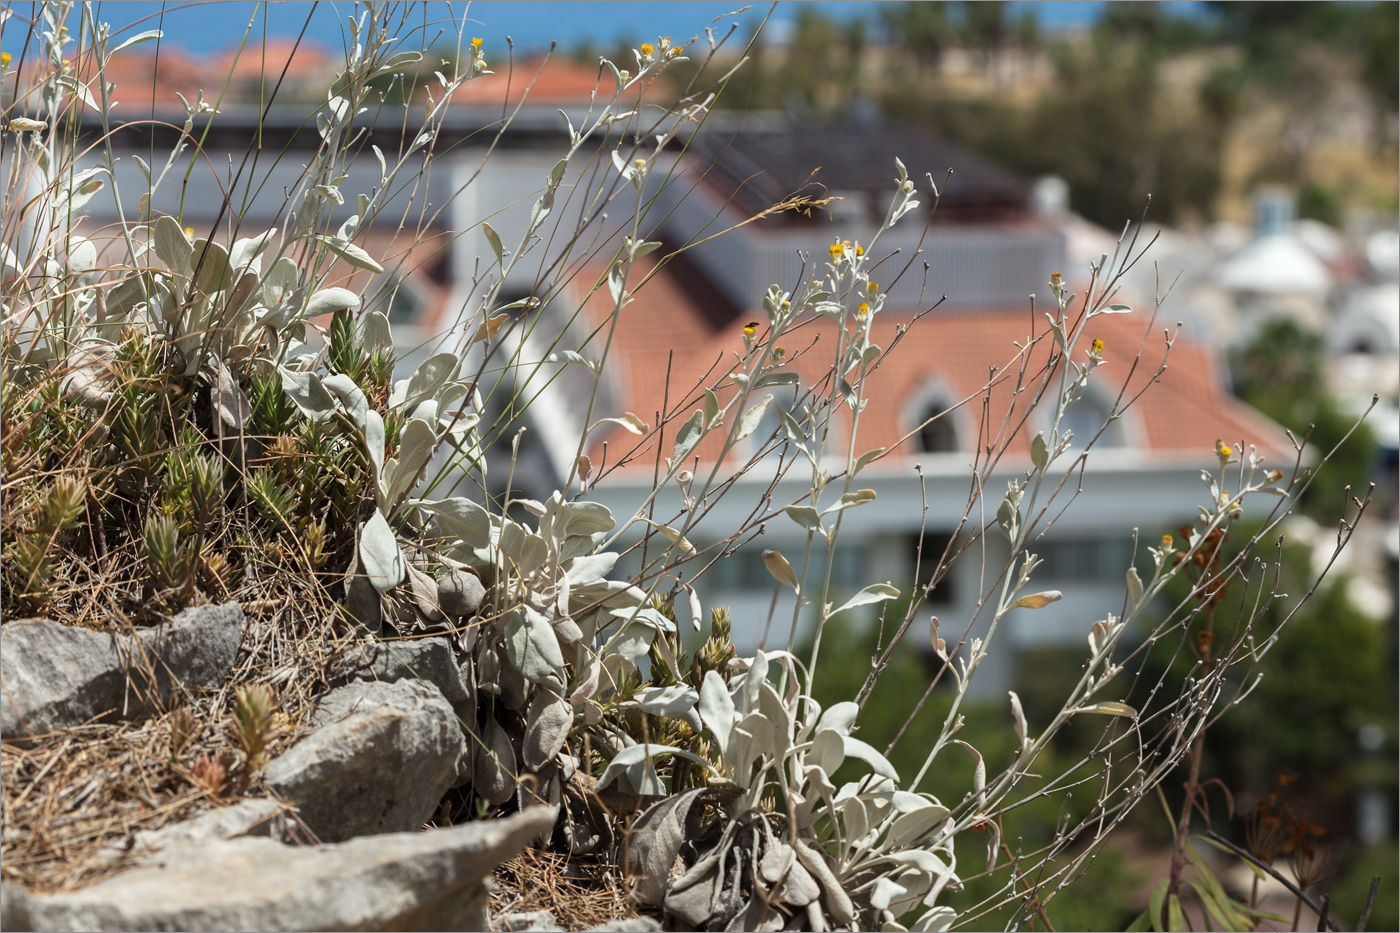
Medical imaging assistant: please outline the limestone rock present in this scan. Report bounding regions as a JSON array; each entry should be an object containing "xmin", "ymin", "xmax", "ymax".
[
  {"xmin": 263, "ymin": 679, "xmax": 464, "ymax": 843},
  {"xmin": 0, "ymin": 604, "xmax": 243, "ymax": 741},
  {"xmin": 8, "ymin": 808, "xmax": 555, "ymax": 932}
]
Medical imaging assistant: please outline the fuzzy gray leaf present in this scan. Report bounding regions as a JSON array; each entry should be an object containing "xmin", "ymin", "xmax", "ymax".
[
  {"xmin": 358, "ymin": 511, "xmax": 404, "ymax": 593},
  {"xmin": 626, "ymin": 788, "xmax": 709, "ymax": 906},
  {"xmin": 523, "ymin": 689, "xmax": 572, "ymax": 770},
  {"xmin": 280, "ymin": 367, "xmax": 336, "ymax": 422},
  {"xmin": 504, "ymin": 607, "xmax": 565, "ymax": 682}
]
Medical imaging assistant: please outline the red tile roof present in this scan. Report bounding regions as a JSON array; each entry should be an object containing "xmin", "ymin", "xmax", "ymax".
[{"xmin": 578, "ymin": 259, "xmax": 1291, "ymax": 474}]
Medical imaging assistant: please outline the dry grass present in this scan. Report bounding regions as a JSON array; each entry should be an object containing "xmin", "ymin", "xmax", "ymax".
[
  {"xmin": 490, "ymin": 846, "xmax": 651, "ymax": 932},
  {"xmin": 0, "ymin": 571, "xmax": 368, "ymax": 893}
]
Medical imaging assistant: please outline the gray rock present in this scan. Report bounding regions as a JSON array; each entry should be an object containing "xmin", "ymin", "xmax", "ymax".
[
  {"xmin": 133, "ymin": 799, "xmax": 293, "ymax": 852},
  {"xmin": 586, "ymin": 920, "xmax": 662, "ymax": 932},
  {"xmin": 264, "ymin": 679, "xmax": 464, "ymax": 843},
  {"xmin": 10, "ymin": 808, "xmax": 555, "ymax": 932},
  {"xmin": 339, "ymin": 636, "xmax": 472, "ymax": 722},
  {"xmin": 496, "ymin": 909, "xmax": 565, "ymax": 931},
  {"xmin": 0, "ymin": 604, "xmax": 244, "ymax": 741}
]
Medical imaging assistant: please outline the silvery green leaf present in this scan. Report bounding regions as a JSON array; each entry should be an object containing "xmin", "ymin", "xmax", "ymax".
[
  {"xmin": 870, "ymin": 877, "xmax": 909, "ymax": 912},
  {"xmin": 305, "ymin": 287, "xmax": 361, "ymax": 317},
  {"xmin": 606, "ymin": 620, "xmax": 655, "ymax": 666},
  {"xmin": 832, "ymin": 583, "xmax": 899, "ymax": 616},
  {"xmin": 626, "ymin": 788, "xmax": 708, "ymax": 907},
  {"xmin": 785, "ymin": 506, "xmax": 821, "ymax": 531},
  {"xmin": 1098, "ymin": 303, "xmax": 1133, "ymax": 314},
  {"xmin": 735, "ymin": 394, "xmax": 772, "ymax": 441},
  {"xmin": 816, "ymin": 701, "xmax": 859, "ymax": 737},
  {"xmin": 395, "ymin": 351, "xmax": 459, "ymax": 411},
  {"xmin": 314, "ymin": 235, "xmax": 383, "ymax": 273},
  {"xmin": 887, "ymin": 802, "xmax": 951, "ymax": 848},
  {"xmin": 841, "ymin": 795, "xmax": 870, "ymax": 848},
  {"xmin": 385, "ymin": 417, "xmax": 435, "ymax": 507},
  {"xmin": 564, "ymin": 552, "xmax": 617, "ymax": 586},
  {"xmin": 1031, "ymin": 430, "xmax": 1049, "ymax": 471},
  {"xmin": 363, "ymin": 409, "xmax": 385, "ymax": 482},
  {"xmin": 361, "ymin": 310, "xmax": 392, "ymax": 353},
  {"xmin": 153, "ymin": 215, "xmax": 192, "ymax": 276},
  {"xmin": 321, "ymin": 373, "xmax": 368, "ymax": 430},
  {"xmin": 415, "ymin": 497, "xmax": 491, "ymax": 548},
  {"xmin": 522, "ymin": 689, "xmax": 572, "ymax": 770},
  {"xmin": 372, "ymin": 49, "xmax": 423, "ymax": 76},
  {"xmin": 279, "ymin": 367, "xmax": 336, "ymax": 422},
  {"xmin": 1127, "ymin": 566, "xmax": 1144, "ymax": 607},
  {"xmin": 481, "ymin": 222, "xmax": 505, "ymax": 265},
  {"xmin": 1073, "ymin": 701, "xmax": 1138, "ymax": 718},
  {"xmin": 810, "ymin": 729, "xmax": 845, "ymax": 777},
  {"xmin": 703, "ymin": 388, "xmax": 720, "ymax": 427},
  {"xmin": 562, "ymin": 498, "xmax": 618, "ymax": 535},
  {"xmin": 1009, "ymin": 590, "xmax": 1061, "ymax": 610},
  {"xmin": 499, "ymin": 521, "xmax": 548, "ymax": 575},
  {"xmin": 67, "ymin": 236, "xmax": 96, "ymax": 274},
  {"xmin": 843, "ymin": 736, "xmax": 899, "ymax": 781},
  {"xmin": 190, "ymin": 239, "xmax": 231, "ymax": 295},
  {"xmin": 262, "ymin": 255, "xmax": 299, "ymax": 307},
  {"xmin": 1009, "ymin": 690, "xmax": 1030, "ymax": 750},
  {"xmin": 853, "ymin": 446, "xmax": 885, "ymax": 476},
  {"xmin": 911, "ymin": 906, "xmax": 957, "ymax": 932},
  {"xmin": 698, "ymin": 670, "xmax": 736, "ymax": 757},
  {"xmin": 609, "ymin": 606, "xmax": 676, "ymax": 635},
  {"xmin": 549, "ymin": 158, "xmax": 568, "ymax": 187},
  {"xmin": 754, "ymin": 371, "xmax": 798, "ymax": 389},
  {"xmin": 633, "ymin": 684, "xmax": 701, "ymax": 726},
  {"xmin": 822, "ymin": 489, "xmax": 875, "ymax": 515},
  {"xmin": 672, "ymin": 410, "xmax": 704, "ymax": 461},
  {"xmin": 113, "ymin": 29, "xmax": 165, "ymax": 53},
  {"xmin": 229, "ymin": 228, "xmax": 277, "ymax": 273},
  {"xmin": 473, "ymin": 715, "xmax": 517, "ymax": 805},
  {"xmin": 213, "ymin": 361, "xmax": 251, "ymax": 431},
  {"xmin": 597, "ymin": 744, "xmax": 715, "ymax": 791},
  {"xmin": 504, "ymin": 607, "xmax": 564, "ymax": 682},
  {"xmin": 359, "ymin": 511, "xmax": 404, "ymax": 592}
]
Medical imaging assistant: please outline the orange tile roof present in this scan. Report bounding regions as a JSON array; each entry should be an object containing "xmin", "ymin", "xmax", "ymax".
[
  {"xmin": 450, "ymin": 55, "xmax": 658, "ymax": 109},
  {"xmin": 579, "ymin": 260, "xmax": 1291, "ymax": 475}
]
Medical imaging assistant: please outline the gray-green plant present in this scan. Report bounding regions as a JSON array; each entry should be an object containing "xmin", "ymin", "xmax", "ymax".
[{"xmin": 0, "ymin": 3, "xmax": 1370, "ymax": 930}]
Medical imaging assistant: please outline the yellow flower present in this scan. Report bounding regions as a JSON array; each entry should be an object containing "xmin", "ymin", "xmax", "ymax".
[
  {"xmin": 640, "ymin": 43, "xmax": 654, "ymax": 56},
  {"xmin": 1161, "ymin": 533, "xmax": 1173, "ymax": 549},
  {"xmin": 828, "ymin": 242, "xmax": 843, "ymax": 259},
  {"xmin": 854, "ymin": 242, "xmax": 864, "ymax": 257},
  {"xmin": 184, "ymin": 226, "xmax": 195, "ymax": 236},
  {"xmin": 868, "ymin": 281, "xmax": 879, "ymax": 294},
  {"xmin": 1215, "ymin": 438, "xmax": 1232, "ymax": 462},
  {"xmin": 1050, "ymin": 271, "xmax": 1063, "ymax": 288},
  {"xmin": 1091, "ymin": 338, "xmax": 1104, "ymax": 355},
  {"xmin": 742, "ymin": 321, "xmax": 758, "ymax": 339},
  {"xmin": 1, "ymin": 53, "xmax": 11, "ymax": 67},
  {"xmin": 471, "ymin": 37, "xmax": 483, "ymax": 49},
  {"xmin": 857, "ymin": 302, "xmax": 869, "ymax": 318}
]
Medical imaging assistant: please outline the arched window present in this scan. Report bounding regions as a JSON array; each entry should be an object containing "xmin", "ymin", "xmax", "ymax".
[
  {"xmin": 917, "ymin": 402, "xmax": 959, "ymax": 454},
  {"xmin": 1059, "ymin": 391, "xmax": 1126, "ymax": 448},
  {"xmin": 905, "ymin": 381, "xmax": 962, "ymax": 456}
]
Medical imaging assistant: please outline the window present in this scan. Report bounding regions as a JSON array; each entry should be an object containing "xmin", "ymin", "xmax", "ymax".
[
  {"xmin": 1037, "ymin": 537, "xmax": 1134, "ymax": 584},
  {"xmin": 914, "ymin": 532, "xmax": 957, "ymax": 606},
  {"xmin": 1058, "ymin": 392, "xmax": 1126, "ymax": 448},
  {"xmin": 906, "ymin": 383, "xmax": 962, "ymax": 455},
  {"xmin": 917, "ymin": 402, "xmax": 959, "ymax": 454},
  {"xmin": 367, "ymin": 273, "xmax": 424, "ymax": 325}
]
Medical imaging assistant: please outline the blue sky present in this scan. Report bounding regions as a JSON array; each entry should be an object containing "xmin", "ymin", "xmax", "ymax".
[{"xmin": 19, "ymin": 1, "xmax": 1211, "ymax": 58}]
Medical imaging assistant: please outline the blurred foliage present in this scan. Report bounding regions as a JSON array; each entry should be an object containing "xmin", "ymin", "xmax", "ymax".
[
  {"xmin": 1229, "ymin": 317, "xmax": 1378, "ymax": 523},
  {"xmin": 682, "ymin": 0, "xmax": 1397, "ymax": 229}
]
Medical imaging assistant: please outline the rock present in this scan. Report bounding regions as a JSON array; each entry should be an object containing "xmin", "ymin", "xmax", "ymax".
[
  {"xmin": 9, "ymin": 808, "xmax": 555, "ymax": 932},
  {"xmin": 496, "ymin": 909, "xmax": 565, "ymax": 931},
  {"xmin": 587, "ymin": 920, "xmax": 662, "ymax": 932},
  {"xmin": 133, "ymin": 799, "xmax": 293, "ymax": 852},
  {"xmin": 0, "ymin": 604, "xmax": 244, "ymax": 741},
  {"xmin": 264, "ymin": 679, "xmax": 464, "ymax": 843},
  {"xmin": 338, "ymin": 636, "xmax": 473, "ymax": 722}
]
